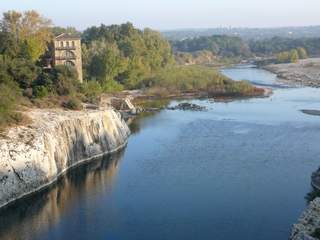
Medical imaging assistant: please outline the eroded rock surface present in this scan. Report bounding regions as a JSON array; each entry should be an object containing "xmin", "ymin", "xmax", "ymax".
[
  {"xmin": 167, "ymin": 103, "xmax": 207, "ymax": 111},
  {"xmin": 0, "ymin": 108, "xmax": 130, "ymax": 208},
  {"xmin": 291, "ymin": 198, "xmax": 320, "ymax": 240}
]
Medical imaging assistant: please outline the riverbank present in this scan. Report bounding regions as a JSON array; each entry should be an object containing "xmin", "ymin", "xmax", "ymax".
[
  {"xmin": 291, "ymin": 198, "xmax": 320, "ymax": 240},
  {"xmin": 264, "ymin": 58, "xmax": 320, "ymax": 87},
  {"xmin": 0, "ymin": 108, "xmax": 130, "ymax": 209},
  {"xmin": 0, "ymin": 78, "xmax": 271, "ymax": 210}
]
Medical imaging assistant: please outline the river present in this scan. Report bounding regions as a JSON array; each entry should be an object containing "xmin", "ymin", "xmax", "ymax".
[{"xmin": 1, "ymin": 65, "xmax": 320, "ymax": 240}]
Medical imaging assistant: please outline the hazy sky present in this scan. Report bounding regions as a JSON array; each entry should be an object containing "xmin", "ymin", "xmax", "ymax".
[{"xmin": 1, "ymin": 0, "xmax": 319, "ymax": 30}]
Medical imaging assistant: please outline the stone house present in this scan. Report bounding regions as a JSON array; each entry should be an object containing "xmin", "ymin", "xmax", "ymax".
[{"xmin": 52, "ymin": 33, "xmax": 83, "ymax": 82}]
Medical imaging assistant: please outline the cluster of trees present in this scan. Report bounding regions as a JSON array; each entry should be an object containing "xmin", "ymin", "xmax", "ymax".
[
  {"xmin": 0, "ymin": 10, "xmax": 53, "ymax": 126},
  {"xmin": 81, "ymin": 23, "xmax": 175, "ymax": 90},
  {"xmin": 249, "ymin": 37, "xmax": 320, "ymax": 56},
  {"xmin": 276, "ymin": 48, "xmax": 308, "ymax": 63},
  {"xmin": 0, "ymin": 10, "xmax": 88, "ymax": 127},
  {"xmin": 171, "ymin": 35, "xmax": 251, "ymax": 58},
  {"xmin": 175, "ymin": 51, "xmax": 217, "ymax": 65}
]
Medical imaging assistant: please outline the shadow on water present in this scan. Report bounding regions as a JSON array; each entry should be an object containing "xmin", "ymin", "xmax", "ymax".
[
  {"xmin": 0, "ymin": 150, "xmax": 124, "ymax": 240},
  {"xmin": 129, "ymin": 111, "xmax": 159, "ymax": 134}
]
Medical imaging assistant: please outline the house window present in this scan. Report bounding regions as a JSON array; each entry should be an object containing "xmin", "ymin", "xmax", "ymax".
[
  {"xmin": 66, "ymin": 41, "xmax": 69, "ymax": 47},
  {"xmin": 60, "ymin": 41, "xmax": 64, "ymax": 47},
  {"xmin": 72, "ymin": 41, "xmax": 75, "ymax": 47},
  {"xmin": 65, "ymin": 61, "xmax": 75, "ymax": 67},
  {"xmin": 66, "ymin": 50, "xmax": 75, "ymax": 59}
]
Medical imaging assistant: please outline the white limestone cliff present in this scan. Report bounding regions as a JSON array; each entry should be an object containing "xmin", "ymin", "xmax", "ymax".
[{"xmin": 0, "ymin": 108, "xmax": 130, "ymax": 208}]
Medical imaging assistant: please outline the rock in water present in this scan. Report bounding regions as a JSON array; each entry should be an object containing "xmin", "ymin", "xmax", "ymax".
[{"xmin": 167, "ymin": 102, "xmax": 206, "ymax": 111}]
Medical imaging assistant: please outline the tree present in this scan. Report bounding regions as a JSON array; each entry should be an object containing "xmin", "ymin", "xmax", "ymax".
[
  {"xmin": 0, "ymin": 56, "xmax": 21, "ymax": 125},
  {"xmin": 1, "ymin": 10, "xmax": 53, "ymax": 61},
  {"xmin": 297, "ymin": 47, "xmax": 308, "ymax": 59},
  {"xmin": 1, "ymin": 11, "xmax": 22, "ymax": 37},
  {"xmin": 8, "ymin": 58, "xmax": 40, "ymax": 89},
  {"xmin": 277, "ymin": 51, "xmax": 290, "ymax": 63},
  {"xmin": 82, "ymin": 23, "xmax": 175, "ymax": 89},
  {"xmin": 52, "ymin": 65, "xmax": 79, "ymax": 95},
  {"xmin": 290, "ymin": 49, "xmax": 299, "ymax": 63}
]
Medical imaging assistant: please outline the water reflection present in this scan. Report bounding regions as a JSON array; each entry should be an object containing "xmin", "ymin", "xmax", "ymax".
[{"xmin": 0, "ymin": 151, "xmax": 124, "ymax": 240}]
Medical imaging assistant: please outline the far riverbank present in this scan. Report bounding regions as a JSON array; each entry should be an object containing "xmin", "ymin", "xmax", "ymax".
[{"xmin": 263, "ymin": 58, "xmax": 320, "ymax": 87}]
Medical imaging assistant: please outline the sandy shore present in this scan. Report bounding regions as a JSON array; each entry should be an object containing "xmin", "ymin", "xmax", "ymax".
[{"xmin": 264, "ymin": 58, "xmax": 320, "ymax": 87}]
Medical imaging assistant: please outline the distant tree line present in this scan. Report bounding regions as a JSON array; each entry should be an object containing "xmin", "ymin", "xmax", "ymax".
[
  {"xmin": 171, "ymin": 35, "xmax": 320, "ymax": 62},
  {"xmin": 249, "ymin": 37, "xmax": 320, "ymax": 56},
  {"xmin": 171, "ymin": 35, "xmax": 251, "ymax": 58}
]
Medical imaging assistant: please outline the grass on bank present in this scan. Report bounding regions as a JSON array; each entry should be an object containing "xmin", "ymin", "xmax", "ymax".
[{"xmin": 141, "ymin": 65, "xmax": 264, "ymax": 98}]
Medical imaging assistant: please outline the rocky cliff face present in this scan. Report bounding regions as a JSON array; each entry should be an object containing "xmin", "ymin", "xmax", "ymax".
[
  {"xmin": 291, "ymin": 198, "xmax": 320, "ymax": 240},
  {"xmin": 0, "ymin": 108, "xmax": 130, "ymax": 209}
]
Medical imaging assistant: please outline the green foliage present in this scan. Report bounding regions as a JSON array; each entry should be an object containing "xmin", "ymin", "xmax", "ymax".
[
  {"xmin": 51, "ymin": 26, "xmax": 80, "ymax": 36},
  {"xmin": 82, "ymin": 23, "xmax": 174, "ymax": 90},
  {"xmin": 250, "ymin": 37, "xmax": 320, "ymax": 56},
  {"xmin": 297, "ymin": 47, "xmax": 308, "ymax": 59},
  {"xmin": 8, "ymin": 58, "xmax": 40, "ymax": 89},
  {"xmin": 172, "ymin": 35, "xmax": 251, "ymax": 58},
  {"xmin": 290, "ymin": 49, "xmax": 299, "ymax": 63},
  {"xmin": 143, "ymin": 65, "xmax": 260, "ymax": 97},
  {"xmin": 1, "ymin": 10, "xmax": 53, "ymax": 62},
  {"xmin": 64, "ymin": 98, "xmax": 83, "ymax": 110},
  {"xmin": 101, "ymin": 80, "xmax": 124, "ymax": 93},
  {"xmin": 81, "ymin": 80, "xmax": 102, "ymax": 103},
  {"xmin": 276, "ymin": 48, "xmax": 304, "ymax": 63},
  {"xmin": 52, "ymin": 65, "xmax": 79, "ymax": 96},
  {"xmin": 0, "ymin": 65, "xmax": 22, "ymax": 126},
  {"xmin": 33, "ymin": 85, "xmax": 48, "ymax": 99},
  {"xmin": 277, "ymin": 51, "xmax": 290, "ymax": 63}
]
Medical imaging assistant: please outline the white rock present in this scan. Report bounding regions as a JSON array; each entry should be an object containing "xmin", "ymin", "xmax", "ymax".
[{"xmin": 0, "ymin": 108, "xmax": 130, "ymax": 208}]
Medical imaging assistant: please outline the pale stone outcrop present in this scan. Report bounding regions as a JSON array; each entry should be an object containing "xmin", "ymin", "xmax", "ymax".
[
  {"xmin": 0, "ymin": 108, "xmax": 130, "ymax": 208},
  {"xmin": 291, "ymin": 198, "xmax": 320, "ymax": 240}
]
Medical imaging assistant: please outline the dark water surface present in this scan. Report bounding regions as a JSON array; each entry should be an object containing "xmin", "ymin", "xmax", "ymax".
[{"xmin": 1, "ymin": 65, "xmax": 320, "ymax": 240}]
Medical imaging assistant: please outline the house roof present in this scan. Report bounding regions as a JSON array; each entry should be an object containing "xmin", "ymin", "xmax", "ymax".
[{"xmin": 55, "ymin": 33, "xmax": 81, "ymax": 40}]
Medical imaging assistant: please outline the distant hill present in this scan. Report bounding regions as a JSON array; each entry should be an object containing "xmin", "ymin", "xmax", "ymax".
[{"xmin": 162, "ymin": 26, "xmax": 320, "ymax": 41}]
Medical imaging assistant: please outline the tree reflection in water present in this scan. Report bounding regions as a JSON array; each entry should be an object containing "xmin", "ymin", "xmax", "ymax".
[{"xmin": 0, "ymin": 151, "xmax": 124, "ymax": 240}]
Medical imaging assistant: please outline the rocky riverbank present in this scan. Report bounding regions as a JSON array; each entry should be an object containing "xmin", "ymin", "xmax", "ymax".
[
  {"xmin": 0, "ymin": 108, "xmax": 130, "ymax": 209},
  {"xmin": 264, "ymin": 58, "xmax": 320, "ymax": 87},
  {"xmin": 291, "ymin": 198, "xmax": 320, "ymax": 240}
]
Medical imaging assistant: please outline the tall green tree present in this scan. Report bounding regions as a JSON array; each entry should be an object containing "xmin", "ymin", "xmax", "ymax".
[
  {"xmin": 290, "ymin": 49, "xmax": 299, "ymax": 63},
  {"xmin": 297, "ymin": 47, "xmax": 308, "ymax": 59},
  {"xmin": 0, "ymin": 10, "xmax": 53, "ymax": 61}
]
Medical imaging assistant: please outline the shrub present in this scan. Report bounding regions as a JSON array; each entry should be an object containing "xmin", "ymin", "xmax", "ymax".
[
  {"xmin": 63, "ymin": 98, "xmax": 83, "ymax": 110},
  {"xmin": 0, "ymin": 82, "xmax": 21, "ymax": 126},
  {"xmin": 81, "ymin": 80, "xmax": 102, "ymax": 103},
  {"xmin": 102, "ymin": 80, "xmax": 124, "ymax": 93},
  {"xmin": 33, "ymin": 85, "xmax": 48, "ymax": 99},
  {"xmin": 143, "ymin": 65, "xmax": 261, "ymax": 97},
  {"xmin": 52, "ymin": 65, "xmax": 79, "ymax": 96}
]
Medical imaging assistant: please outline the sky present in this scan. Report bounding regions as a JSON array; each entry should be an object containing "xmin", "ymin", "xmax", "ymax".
[{"xmin": 0, "ymin": 0, "xmax": 319, "ymax": 30}]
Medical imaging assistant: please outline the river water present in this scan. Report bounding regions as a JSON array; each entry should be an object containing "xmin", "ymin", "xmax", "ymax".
[{"xmin": 1, "ymin": 65, "xmax": 320, "ymax": 240}]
